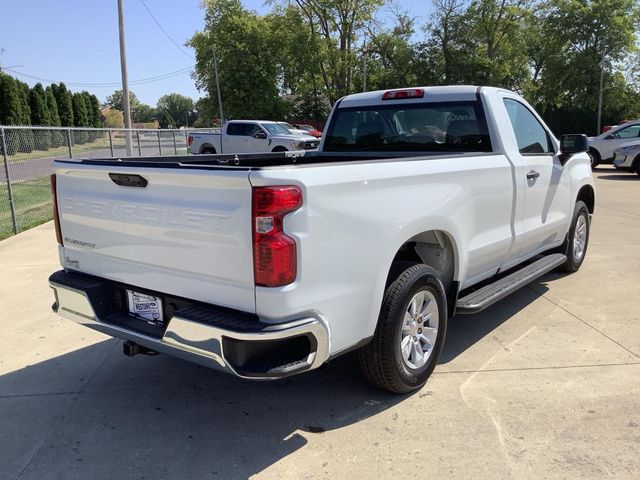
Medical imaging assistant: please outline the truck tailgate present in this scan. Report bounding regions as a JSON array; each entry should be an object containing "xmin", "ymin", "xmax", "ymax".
[{"xmin": 54, "ymin": 162, "xmax": 255, "ymax": 313}]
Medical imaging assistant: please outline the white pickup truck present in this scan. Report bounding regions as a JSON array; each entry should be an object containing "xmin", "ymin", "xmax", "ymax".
[
  {"xmin": 49, "ymin": 86, "xmax": 595, "ymax": 393},
  {"xmin": 187, "ymin": 120, "xmax": 320, "ymax": 154}
]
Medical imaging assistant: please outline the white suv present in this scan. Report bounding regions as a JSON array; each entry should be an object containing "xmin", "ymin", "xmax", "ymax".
[
  {"xmin": 613, "ymin": 141, "xmax": 640, "ymax": 175},
  {"xmin": 588, "ymin": 120, "xmax": 640, "ymax": 168}
]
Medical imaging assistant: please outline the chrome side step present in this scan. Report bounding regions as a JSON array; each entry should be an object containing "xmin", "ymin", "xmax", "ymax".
[{"xmin": 456, "ymin": 253, "xmax": 567, "ymax": 314}]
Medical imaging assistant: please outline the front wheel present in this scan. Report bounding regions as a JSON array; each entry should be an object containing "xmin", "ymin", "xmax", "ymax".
[
  {"xmin": 587, "ymin": 148, "xmax": 600, "ymax": 169},
  {"xmin": 358, "ymin": 264, "xmax": 447, "ymax": 394},
  {"xmin": 559, "ymin": 200, "xmax": 590, "ymax": 272}
]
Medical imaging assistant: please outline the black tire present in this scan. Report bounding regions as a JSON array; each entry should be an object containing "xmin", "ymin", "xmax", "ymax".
[
  {"xmin": 559, "ymin": 200, "xmax": 590, "ymax": 272},
  {"xmin": 588, "ymin": 148, "xmax": 600, "ymax": 169},
  {"xmin": 201, "ymin": 146, "xmax": 216, "ymax": 154},
  {"xmin": 272, "ymin": 146, "xmax": 288, "ymax": 152},
  {"xmin": 358, "ymin": 264, "xmax": 447, "ymax": 394},
  {"xmin": 633, "ymin": 155, "xmax": 640, "ymax": 177}
]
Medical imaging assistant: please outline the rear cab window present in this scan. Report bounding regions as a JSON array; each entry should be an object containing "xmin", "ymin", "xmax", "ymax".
[{"xmin": 323, "ymin": 101, "xmax": 492, "ymax": 153}]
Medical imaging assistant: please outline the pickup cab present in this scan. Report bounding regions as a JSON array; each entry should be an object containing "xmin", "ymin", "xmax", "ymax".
[
  {"xmin": 187, "ymin": 120, "xmax": 320, "ymax": 154},
  {"xmin": 48, "ymin": 86, "xmax": 595, "ymax": 393}
]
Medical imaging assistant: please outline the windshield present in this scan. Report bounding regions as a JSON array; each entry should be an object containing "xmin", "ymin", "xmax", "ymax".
[
  {"xmin": 323, "ymin": 101, "xmax": 492, "ymax": 153},
  {"xmin": 262, "ymin": 123, "xmax": 294, "ymax": 135}
]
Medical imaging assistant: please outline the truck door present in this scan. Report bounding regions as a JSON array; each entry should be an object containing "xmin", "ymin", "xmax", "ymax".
[
  {"xmin": 501, "ymin": 96, "xmax": 572, "ymax": 259},
  {"xmin": 246, "ymin": 124, "xmax": 270, "ymax": 153},
  {"xmin": 222, "ymin": 123, "xmax": 252, "ymax": 153}
]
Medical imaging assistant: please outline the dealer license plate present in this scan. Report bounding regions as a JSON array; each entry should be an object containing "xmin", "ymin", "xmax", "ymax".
[{"xmin": 127, "ymin": 290, "xmax": 163, "ymax": 325}]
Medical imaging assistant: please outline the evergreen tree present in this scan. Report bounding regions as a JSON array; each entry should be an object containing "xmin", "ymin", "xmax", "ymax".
[
  {"xmin": 54, "ymin": 83, "xmax": 74, "ymax": 127},
  {"xmin": 0, "ymin": 74, "xmax": 22, "ymax": 125},
  {"xmin": 0, "ymin": 74, "xmax": 23, "ymax": 154},
  {"xmin": 28, "ymin": 83, "xmax": 52, "ymax": 149},
  {"xmin": 46, "ymin": 85, "xmax": 64, "ymax": 147},
  {"xmin": 72, "ymin": 92, "xmax": 89, "ymax": 144},
  {"xmin": 16, "ymin": 80, "xmax": 34, "ymax": 152}
]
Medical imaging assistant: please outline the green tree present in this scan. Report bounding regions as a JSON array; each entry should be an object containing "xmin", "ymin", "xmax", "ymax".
[
  {"xmin": 290, "ymin": 0, "xmax": 384, "ymax": 103},
  {"xmin": 135, "ymin": 103, "xmax": 156, "ymax": 123},
  {"xmin": 72, "ymin": 92, "xmax": 89, "ymax": 144},
  {"xmin": 157, "ymin": 109, "xmax": 175, "ymax": 129},
  {"xmin": 105, "ymin": 89, "xmax": 140, "ymax": 113},
  {"xmin": 0, "ymin": 74, "xmax": 22, "ymax": 125},
  {"xmin": 45, "ymin": 85, "xmax": 65, "ymax": 147},
  {"xmin": 189, "ymin": 0, "xmax": 292, "ymax": 119},
  {"xmin": 156, "ymin": 93, "xmax": 195, "ymax": 128},
  {"xmin": 0, "ymin": 74, "xmax": 23, "ymax": 154},
  {"xmin": 105, "ymin": 89, "xmax": 155, "ymax": 123},
  {"xmin": 16, "ymin": 79, "xmax": 34, "ymax": 152},
  {"xmin": 28, "ymin": 83, "xmax": 52, "ymax": 149},
  {"xmin": 52, "ymin": 83, "xmax": 74, "ymax": 127}
]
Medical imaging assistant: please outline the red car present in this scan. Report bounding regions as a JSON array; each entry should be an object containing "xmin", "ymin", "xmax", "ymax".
[{"xmin": 293, "ymin": 124, "xmax": 322, "ymax": 138}]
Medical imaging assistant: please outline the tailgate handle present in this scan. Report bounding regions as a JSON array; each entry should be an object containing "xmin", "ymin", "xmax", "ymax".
[{"xmin": 109, "ymin": 173, "xmax": 148, "ymax": 188}]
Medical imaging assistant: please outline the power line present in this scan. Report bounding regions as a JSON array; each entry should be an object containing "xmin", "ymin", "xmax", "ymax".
[
  {"xmin": 139, "ymin": 0, "xmax": 194, "ymax": 59},
  {"xmin": 2, "ymin": 66, "xmax": 194, "ymax": 88}
]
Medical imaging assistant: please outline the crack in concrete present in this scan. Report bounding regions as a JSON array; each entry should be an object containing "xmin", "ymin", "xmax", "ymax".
[
  {"xmin": 528, "ymin": 285, "xmax": 640, "ymax": 360},
  {"xmin": 436, "ymin": 361, "xmax": 640, "ymax": 375}
]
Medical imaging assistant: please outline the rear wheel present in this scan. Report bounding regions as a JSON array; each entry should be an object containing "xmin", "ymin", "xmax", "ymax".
[
  {"xmin": 358, "ymin": 264, "xmax": 447, "ymax": 394},
  {"xmin": 634, "ymin": 155, "xmax": 640, "ymax": 176},
  {"xmin": 201, "ymin": 146, "xmax": 216, "ymax": 154},
  {"xmin": 587, "ymin": 148, "xmax": 600, "ymax": 169},
  {"xmin": 559, "ymin": 200, "xmax": 590, "ymax": 272}
]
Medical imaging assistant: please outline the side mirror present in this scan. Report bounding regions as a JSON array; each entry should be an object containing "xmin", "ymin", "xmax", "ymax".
[
  {"xmin": 605, "ymin": 134, "xmax": 614, "ymax": 140},
  {"xmin": 254, "ymin": 131, "xmax": 267, "ymax": 140},
  {"xmin": 559, "ymin": 134, "xmax": 588, "ymax": 165}
]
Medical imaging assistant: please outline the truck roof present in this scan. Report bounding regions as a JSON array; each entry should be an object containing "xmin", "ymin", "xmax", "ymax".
[{"xmin": 338, "ymin": 85, "xmax": 488, "ymax": 108}]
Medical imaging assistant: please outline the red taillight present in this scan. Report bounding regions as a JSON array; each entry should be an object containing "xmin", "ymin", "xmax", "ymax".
[
  {"xmin": 252, "ymin": 186, "xmax": 302, "ymax": 287},
  {"xmin": 50, "ymin": 174, "xmax": 63, "ymax": 245},
  {"xmin": 187, "ymin": 135, "xmax": 193, "ymax": 146},
  {"xmin": 382, "ymin": 88, "xmax": 424, "ymax": 100}
]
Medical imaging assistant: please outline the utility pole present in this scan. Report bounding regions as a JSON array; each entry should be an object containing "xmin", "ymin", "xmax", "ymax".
[
  {"xmin": 117, "ymin": 0, "xmax": 133, "ymax": 155},
  {"xmin": 212, "ymin": 46, "xmax": 224, "ymax": 125},
  {"xmin": 596, "ymin": 52, "xmax": 605, "ymax": 135},
  {"xmin": 0, "ymin": 48, "xmax": 5, "ymax": 72},
  {"xmin": 362, "ymin": 34, "xmax": 368, "ymax": 92}
]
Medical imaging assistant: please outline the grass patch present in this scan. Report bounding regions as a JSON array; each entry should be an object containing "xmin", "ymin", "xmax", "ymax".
[
  {"xmin": 0, "ymin": 176, "xmax": 52, "ymax": 240},
  {"xmin": 6, "ymin": 137, "xmax": 112, "ymax": 163}
]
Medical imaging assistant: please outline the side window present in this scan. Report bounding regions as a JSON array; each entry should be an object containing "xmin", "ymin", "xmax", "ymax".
[
  {"xmin": 504, "ymin": 99, "xmax": 553, "ymax": 154},
  {"xmin": 226, "ymin": 123, "xmax": 247, "ymax": 136},
  {"xmin": 246, "ymin": 124, "xmax": 262, "ymax": 137},
  {"xmin": 614, "ymin": 125, "xmax": 640, "ymax": 139}
]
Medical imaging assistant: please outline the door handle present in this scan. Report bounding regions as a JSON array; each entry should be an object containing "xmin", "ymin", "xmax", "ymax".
[{"xmin": 526, "ymin": 170, "xmax": 540, "ymax": 180}]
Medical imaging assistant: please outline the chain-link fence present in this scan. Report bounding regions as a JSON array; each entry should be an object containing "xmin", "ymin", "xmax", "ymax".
[{"xmin": 0, "ymin": 125, "xmax": 218, "ymax": 240}]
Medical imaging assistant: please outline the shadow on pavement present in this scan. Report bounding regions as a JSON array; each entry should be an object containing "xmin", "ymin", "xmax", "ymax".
[
  {"xmin": 440, "ymin": 279, "xmax": 550, "ymax": 364},
  {"xmin": 1, "ymin": 344, "xmax": 407, "ymax": 479},
  {"xmin": 596, "ymin": 174, "xmax": 639, "ymax": 181},
  {"xmin": 2, "ymin": 277, "xmax": 554, "ymax": 478}
]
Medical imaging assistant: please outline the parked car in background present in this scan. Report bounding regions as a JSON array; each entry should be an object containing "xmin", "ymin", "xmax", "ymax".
[
  {"xmin": 277, "ymin": 122, "xmax": 309, "ymax": 136},
  {"xmin": 613, "ymin": 141, "xmax": 640, "ymax": 175},
  {"xmin": 588, "ymin": 120, "xmax": 640, "ymax": 168},
  {"xmin": 188, "ymin": 120, "xmax": 319, "ymax": 154},
  {"xmin": 293, "ymin": 124, "xmax": 323, "ymax": 138}
]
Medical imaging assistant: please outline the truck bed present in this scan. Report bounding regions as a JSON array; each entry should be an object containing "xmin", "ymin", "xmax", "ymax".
[{"xmin": 56, "ymin": 150, "xmax": 482, "ymax": 170}]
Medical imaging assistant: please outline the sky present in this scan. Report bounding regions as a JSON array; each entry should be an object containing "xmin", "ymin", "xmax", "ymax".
[{"xmin": 0, "ymin": 0, "xmax": 432, "ymax": 107}]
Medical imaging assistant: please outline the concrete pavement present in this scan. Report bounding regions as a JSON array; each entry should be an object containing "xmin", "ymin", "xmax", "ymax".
[{"xmin": 0, "ymin": 168, "xmax": 638, "ymax": 479}]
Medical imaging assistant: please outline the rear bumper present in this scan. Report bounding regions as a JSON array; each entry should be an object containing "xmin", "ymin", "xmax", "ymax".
[{"xmin": 49, "ymin": 270, "xmax": 329, "ymax": 379}]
